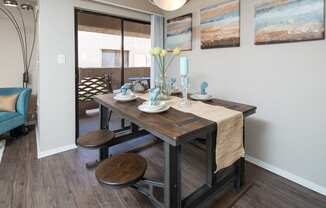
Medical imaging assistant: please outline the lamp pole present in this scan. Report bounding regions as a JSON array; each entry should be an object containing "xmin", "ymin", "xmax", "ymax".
[{"xmin": 0, "ymin": 0, "xmax": 38, "ymax": 88}]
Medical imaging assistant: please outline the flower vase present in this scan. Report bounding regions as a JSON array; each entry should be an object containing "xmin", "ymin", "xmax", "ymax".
[
  {"xmin": 149, "ymin": 47, "xmax": 181, "ymax": 100},
  {"xmin": 157, "ymin": 73, "xmax": 170, "ymax": 100}
]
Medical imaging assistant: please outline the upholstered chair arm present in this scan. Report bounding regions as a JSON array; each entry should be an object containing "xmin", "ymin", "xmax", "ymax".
[{"xmin": 16, "ymin": 88, "xmax": 32, "ymax": 120}]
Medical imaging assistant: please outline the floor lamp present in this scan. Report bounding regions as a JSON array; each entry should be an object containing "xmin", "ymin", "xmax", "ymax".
[{"xmin": 0, "ymin": 0, "xmax": 38, "ymax": 88}]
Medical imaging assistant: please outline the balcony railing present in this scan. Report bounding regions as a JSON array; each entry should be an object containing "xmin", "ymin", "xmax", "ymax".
[{"xmin": 78, "ymin": 67, "xmax": 150, "ymax": 116}]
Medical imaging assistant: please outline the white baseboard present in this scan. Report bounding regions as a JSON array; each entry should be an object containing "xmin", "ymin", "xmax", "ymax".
[
  {"xmin": 35, "ymin": 125, "xmax": 41, "ymax": 158},
  {"xmin": 246, "ymin": 155, "xmax": 326, "ymax": 196},
  {"xmin": 38, "ymin": 144, "xmax": 77, "ymax": 159},
  {"xmin": 0, "ymin": 140, "xmax": 5, "ymax": 163}
]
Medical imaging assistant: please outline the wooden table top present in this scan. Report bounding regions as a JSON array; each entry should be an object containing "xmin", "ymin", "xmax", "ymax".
[{"xmin": 95, "ymin": 94, "xmax": 256, "ymax": 146}]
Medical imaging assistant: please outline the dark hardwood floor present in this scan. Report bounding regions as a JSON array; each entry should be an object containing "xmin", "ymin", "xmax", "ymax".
[{"xmin": 1, "ymin": 116, "xmax": 326, "ymax": 207}]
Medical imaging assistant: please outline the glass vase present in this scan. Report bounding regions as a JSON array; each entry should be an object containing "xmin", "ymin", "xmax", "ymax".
[{"xmin": 156, "ymin": 72, "xmax": 170, "ymax": 100}]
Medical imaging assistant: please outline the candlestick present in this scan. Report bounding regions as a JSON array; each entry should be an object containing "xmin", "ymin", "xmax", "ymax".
[{"xmin": 180, "ymin": 75, "xmax": 189, "ymax": 106}]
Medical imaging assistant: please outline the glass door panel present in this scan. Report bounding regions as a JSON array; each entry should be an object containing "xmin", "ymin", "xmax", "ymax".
[
  {"xmin": 123, "ymin": 20, "xmax": 151, "ymax": 89},
  {"xmin": 77, "ymin": 11, "xmax": 122, "ymax": 135},
  {"xmin": 78, "ymin": 12, "xmax": 122, "ymax": 90}
]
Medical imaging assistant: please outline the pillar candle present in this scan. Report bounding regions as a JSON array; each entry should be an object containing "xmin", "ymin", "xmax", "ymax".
[{"xmin": 180, "ymin": 56, "xmax": 189, "ymax": 76}]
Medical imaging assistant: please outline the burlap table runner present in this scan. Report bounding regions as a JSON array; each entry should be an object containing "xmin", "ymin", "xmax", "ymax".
[{"xmin": 137, "ymin": 94, "xmax": 244, "ymax": 171}]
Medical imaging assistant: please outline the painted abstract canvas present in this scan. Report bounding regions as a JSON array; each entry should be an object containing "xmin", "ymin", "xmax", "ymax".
[
  {"xmin": 255, "ymin": 0, "xmax": 325, "ymax": 45},
  {"xmin": 200, "ymin": 0, "xmax": 240, "ymax": 49},
  {"xmin": 166, "ymin": 14, "xmax": 192, "ymax": 51}
]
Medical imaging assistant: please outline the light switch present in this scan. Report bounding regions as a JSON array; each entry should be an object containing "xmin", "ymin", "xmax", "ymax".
[{"xmin": 57, "ymin": 54, "xmax": 66, "ymax": 64}]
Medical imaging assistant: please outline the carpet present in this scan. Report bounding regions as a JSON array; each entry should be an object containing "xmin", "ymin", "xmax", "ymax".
[{"xmin": 0, "ymin": 139, "xmax": 5, "ymax": 163}]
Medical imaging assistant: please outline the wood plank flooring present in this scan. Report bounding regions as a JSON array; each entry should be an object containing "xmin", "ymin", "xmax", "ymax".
[{"xmin": 1, "ymin": 128, "xmax": 326, "ymax": 207}]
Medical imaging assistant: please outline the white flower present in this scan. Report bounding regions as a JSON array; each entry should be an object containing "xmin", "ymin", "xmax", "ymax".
[
  {"xmin": 172, "ymin": 48, "xmax": 181, "ymax": 56},
  {"xmin": 152, "ymin": 47, "xmax": 162, "ymax": 56},
  {"xmin": 160, "ymin": 49, "xmax": 167, "ymax": 57}
]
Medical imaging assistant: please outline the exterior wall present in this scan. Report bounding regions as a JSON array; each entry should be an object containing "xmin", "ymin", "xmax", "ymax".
[{"xmin": 78, "ymin": 31, "xmax": 151, "ymax": 68}]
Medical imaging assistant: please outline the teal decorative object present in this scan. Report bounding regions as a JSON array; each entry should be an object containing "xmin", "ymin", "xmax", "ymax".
[
  {"xmin": 200, "ymin": 82, "xmax": 208, "ymax": 95},
  {"xmin": 149, "ymin": 88, "xmax": 160, "ymax": 106},
  {"xmin": 121, "ymin": 83, "xmax": 132, "ymax": 95}
]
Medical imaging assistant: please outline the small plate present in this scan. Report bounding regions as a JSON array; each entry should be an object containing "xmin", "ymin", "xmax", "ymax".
[
  {"xmin": 138, "ymin": 104, "xmax": 170, "ymax": 113},
  {"xmin": 190, "ymin": 94, "xmax": 213, "ymax": 101},
  {"xmin": 142, "ymin": 101, "xmax": 166, "ymax": 111},
  {"xmin": 114, "ymin": 94, "xmax": 137, "ymax": 102}
]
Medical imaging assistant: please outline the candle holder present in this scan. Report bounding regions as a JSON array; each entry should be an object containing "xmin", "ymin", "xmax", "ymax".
[{"xmin": 180, "ymin": 75, "xmax": 189, "ymax": 106}]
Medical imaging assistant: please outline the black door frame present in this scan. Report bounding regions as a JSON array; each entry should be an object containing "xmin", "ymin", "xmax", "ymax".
[{"xmin": 74, "ymin": 8, "xmax": 150, "ymax": 141}]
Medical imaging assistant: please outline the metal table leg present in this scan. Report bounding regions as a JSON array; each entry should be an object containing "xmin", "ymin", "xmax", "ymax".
[
  {"xmin": 84, "ymin": 105, "xmax": 110, "ymax": 169},
  {"xmin": 164, "ymin": 142, "xmax": 182, "ymax": 208},
  {"xmin": 99, "ymin": 104, "xmax": 109, "ymax": 160},
  {"xmin": 233, "ymin": 121, "xmax": 246, "ymax": 191},
  {"xmin": 132, "ymin": 179, "xmax": 164, "ymax": 208},
  {"xmin": 234, "ymin": 121, "xmax": 246, "ymax": 191},
  {"xmin": 240, "ymin": 121, "xmax": 246, "ymax": 188}
]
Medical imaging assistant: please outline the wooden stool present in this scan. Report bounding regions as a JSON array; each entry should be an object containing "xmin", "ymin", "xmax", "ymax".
[
  {"xmin": 95, "ymin": 153, "xmax": 147, "ymax": 188},
  {"xmin": 95, "ymin": 153, "xmax": 164, "ymax": 207},
  {"xmin": 77, "ymin": 130, "xmax": 115, "ymax": 168}
]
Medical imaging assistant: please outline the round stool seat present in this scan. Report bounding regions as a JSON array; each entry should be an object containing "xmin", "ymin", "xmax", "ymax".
[
  {"xmin": 77, "ymin": 130, "xmax": 115, "ymax": 149},
  {"xmin": 95, "ymin": 153, "xmax": 147, "ymax": 187}
]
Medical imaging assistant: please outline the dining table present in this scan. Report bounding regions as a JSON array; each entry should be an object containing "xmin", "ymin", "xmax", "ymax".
[{"xmin": 94, "ymin": 93, "xmax": 256, "ymax": 208}]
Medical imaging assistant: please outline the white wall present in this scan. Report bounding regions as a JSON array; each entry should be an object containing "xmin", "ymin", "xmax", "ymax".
[
  {"xmin": 0, "ymin": 11, "xmax": 37, "ymax": 92},
  {"xmin": 37, "ymin": 0, "xmax": 158, "ymax": 156},
  {"xmin": 165, "ymin": 0, "xmax": 326, "ymax": 193},
  {"xmin": 38, "ymin": 0, "xmax": 75, "ymax": 155}
]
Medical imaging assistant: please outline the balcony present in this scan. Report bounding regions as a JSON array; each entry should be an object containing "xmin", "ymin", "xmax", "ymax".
[{"xmin": 78, "ymin": 67, "xmax": 150, "ymax": 116}]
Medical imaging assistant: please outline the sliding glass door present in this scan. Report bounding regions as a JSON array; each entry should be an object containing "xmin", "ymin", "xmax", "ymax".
[
  {"xmin": 77, "ymin": 12, "xmax": 122, "ymax": 92},
  {"xmin": 75, "ymin": 10, "xmax": 151, "ymax": 136},
  {"xmin": 123, "ymin": 20, "xmax": 151, "ymax": 84}
]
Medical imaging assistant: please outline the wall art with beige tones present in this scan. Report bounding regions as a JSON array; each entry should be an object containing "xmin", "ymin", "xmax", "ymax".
[
  {"xmin": 166, "ymin": 13, "xmax": 193, "ymax": 51},
  {"xmin": 200, "ymin": 0, "xmax": 241, "ymax": 49},
  {"xmin": 255, "ymin": 0, "xmax": 325, "ymax": 45},
  {"xmin": 166, "ymin": 0, "xmax": 325, "ymax": 49}
]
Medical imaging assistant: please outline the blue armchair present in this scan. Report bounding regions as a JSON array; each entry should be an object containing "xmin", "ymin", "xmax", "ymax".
[{"xmin": 0, "ymin": 88, "xmax": 32, "ymax": 135}]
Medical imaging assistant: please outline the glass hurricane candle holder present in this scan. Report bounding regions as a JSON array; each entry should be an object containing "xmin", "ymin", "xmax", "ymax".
[{"xmin": 180, "ymin": 75, "xmax": 189, "ymax": 106}]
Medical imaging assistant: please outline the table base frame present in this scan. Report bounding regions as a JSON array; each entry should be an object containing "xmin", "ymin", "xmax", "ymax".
[{"xmin": 99, "ymin": 105, "xmax": 245, "ymax": 208}]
